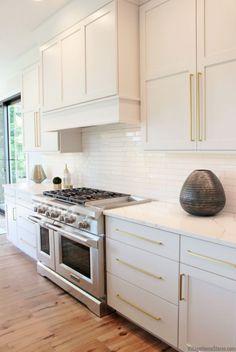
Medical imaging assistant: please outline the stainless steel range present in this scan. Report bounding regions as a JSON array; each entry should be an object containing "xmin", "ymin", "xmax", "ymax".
[{"xmin": 29, "ymin": 187, "xmax": 149, "ymax": 317}]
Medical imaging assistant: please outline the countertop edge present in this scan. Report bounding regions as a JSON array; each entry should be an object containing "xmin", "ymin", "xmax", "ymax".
[{"xmin": 104, "ymin": 203, "xmax": 236, "ymax": 250}]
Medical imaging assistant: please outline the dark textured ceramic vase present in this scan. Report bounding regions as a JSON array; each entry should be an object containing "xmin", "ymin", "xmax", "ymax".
[{"xmin": 180, "ymin": 170, "xmax": 226, "ymax": 216}]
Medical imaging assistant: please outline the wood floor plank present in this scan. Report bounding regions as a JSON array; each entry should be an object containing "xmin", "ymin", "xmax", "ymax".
[{"xmin": 0, "ymin": 235, "xmax": 175, "ymax": 352}]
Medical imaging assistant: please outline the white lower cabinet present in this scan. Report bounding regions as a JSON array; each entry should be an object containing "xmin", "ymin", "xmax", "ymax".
[
  {"xmin": 17, "ymin": 205, "xmax": 37, "ymax": 260},
  {"xmin": 106, "ymin": 216, "xmax": 236, "ymax": 350},
  {"xmin": 4, "ymin": 190, "xmax": 37, "ymax": 260},
  {"xmin": 5, "ymin": 199, "xmax": 17, "ymax": 246},
  {"xmin": 179, "ymin": 264, "xmax": 236, "ymax": 351},
  {"xmin": 106, "ymin": 216, "xmax": 179, "ymax": 348},
  {"xmin": 106, "ymin": 238, "xmax": 179, "ymax": 304},
  {"xmin": 107, "ymin": 273, "xmax": 178, "ymax": 347}
]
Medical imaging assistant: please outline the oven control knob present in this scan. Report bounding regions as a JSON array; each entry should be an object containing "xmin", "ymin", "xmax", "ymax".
[
  {"xmin": 38, "ymin": 206, "xmax": 47, "ymax": 214},
  {"xmin": 45, "ymin": 211, "xmax": 50, "ymax": 217},
  {"xmin": 50, "ymin": 211, "xmax": 60, "ymax": 219},
  {"xmin": 33, "ymin": 206, "xmax": 38, "ymax": 213},
  {"xmin": 78, "ymin": 221, "xmax": 90, "ymax": 230},
  {"xmin": 58, "ymin": 215, "xmax": 65, "ymax": 222},
  {"xmin": 65, "ymin": 216, "xmax": 76, "ymax": 224}
]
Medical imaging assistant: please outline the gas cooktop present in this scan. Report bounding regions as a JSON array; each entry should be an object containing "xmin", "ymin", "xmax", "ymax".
[{"xmin": 43, "ymin": 187, "xmax": 129, "ymax": 205}]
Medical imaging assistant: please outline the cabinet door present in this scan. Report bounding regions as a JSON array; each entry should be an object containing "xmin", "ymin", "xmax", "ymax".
[
  {"xmin": 84, "ymin": 2, "xmax": 117, "ymax": 100},
  {"xmin": 179, "ymin": 264, "xmax": 236, "ymax": 351},
  {"xmin": 41, "ymin": 41, "xmax": 61, "ymax": 111},
  {"xmin": 22, "ymin": 64, "xmax": 40, "ymax": 112},
  {"xmin": 61, "ymin": 25, "xmax": 85, "ymax": 107},
  {"xmin": 23, "ymin": 111, "xmax": 38, "ymax": 151},
  {"xmin": 140, "ymin": 0, "xmax": 197, "ymax": 150},
  {"xmin": 23, "ymin": 111, "xmax": 58, "ymax": 152},
  {"xmin": 197, "ymin": 0, "xmax": 236, "ymax": 150},
  {"xmin": 5, "ymin": 202, "xmax": 17, "ymax": 246}
]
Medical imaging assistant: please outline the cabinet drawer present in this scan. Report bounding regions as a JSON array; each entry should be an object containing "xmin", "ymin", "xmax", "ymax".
[
  {"xmin": 106, "ymin": 238, "xmax": 179, "ymax": 304},
  {"xmin": 107, "ymin": 273, "xmax": 178, "ymax": 347},
  {"xmin": 4, "ymin": 188, "xmax": 16, "ymax": 198},
  {"xmin": 181, "ymin": 236, "xmax": 236, "ymax": 280},
  {"xmin": 16, "ymin": 191, "xmax": 33, "ymax": 209},
  {"xmin": 17, "ymin": 206, "xmax": 36, "ymax": 234},
  {"xmin": 18, "ymin": 228, "xmax": 37, "ymax": 260},
  {"xmin": 106, "ymin": 217, "xmax": 179, "ymax": 260}
]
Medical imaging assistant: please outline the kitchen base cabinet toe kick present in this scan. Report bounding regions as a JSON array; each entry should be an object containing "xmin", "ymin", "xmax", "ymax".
[{"xmin": 105, "ymin": 215, "xmax": 236, "ymax": 351}]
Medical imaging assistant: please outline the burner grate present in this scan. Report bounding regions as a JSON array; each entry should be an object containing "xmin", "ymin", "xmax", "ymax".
[{"xmin": 43, "ymin": 187, "xmax": 129, "ymax": 205}]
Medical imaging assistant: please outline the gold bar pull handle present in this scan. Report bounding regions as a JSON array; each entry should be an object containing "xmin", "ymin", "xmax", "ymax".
[
  {"xmin": 34, "ymin": 112, "xmax": 38, "ymax": 147},
  {"xmin": 187, "ymin": 250, "xmax": 236, "ymax": 269},
  {"xmin": 179, "ymin": 273, "xmax": 186, "ymax": 301},
  {"xmin": 116, "ymin": 294, "xmax": 161, "ymax": 321},
  {"xmin": 116, "ymin": 258, "xmax": 163, "ymax": 280},
  {"xmin": 197, "ymin": 72, "xmax": 203, "ymax": 142},
  {"xmin": 115, "ymin": 229, "xmax": 163, "ymax": 246},
  {"xmin": 189, "ymin": 73, "xmax": 194, "ymax": 141},
  {"xmin": 36, "ymin": 112, "xmax": 41, "ymax": 147},
  {"xmin": 12, "ymin": 207, "xmax": 17, "ymax": 221}
]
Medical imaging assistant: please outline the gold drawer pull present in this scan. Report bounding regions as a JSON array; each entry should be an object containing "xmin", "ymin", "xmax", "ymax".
[
  {"xmin": 187, "ymin": 250, "xmax": 236, "ymax": 269},
  {"xmin": 116, "ymin": 294, "xmax": 161, "ymax": 321},
  {"xmin": 115, "ymin": 229, "xmax": 163, "ymax": 246},
  {"xmin": 116, "ymin": 258, "xmax": 163, "ymax": 280}
]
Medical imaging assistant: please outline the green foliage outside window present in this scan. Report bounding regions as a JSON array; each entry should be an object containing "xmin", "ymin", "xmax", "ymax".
[{"xmin": 8, "ymin": 103, "xmax": 26, "ymax": 183}]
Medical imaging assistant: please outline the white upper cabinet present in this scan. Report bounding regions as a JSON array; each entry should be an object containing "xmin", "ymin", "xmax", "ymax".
[
  {"xmin": 22, "ymin": 63, "xmax": 59, "ymax": 152},
  {"xmin": 85, "ymin": 5, "xmax": 117, "ymax": 99},
  {"xmin": 140, "ymin": 0, "xmax": 196, "ymax": 151},
  {"xmin": 197, "ymin": 0, "xmax": 236, "ymax": 150},
  {"xmin": 61, "ymin": 25, "xmax": 85, "ymax": 106},
  {"xmin": 141, "ymin": 0, "xmax": 236, "ymax": 151},
  {"xmin": 22, "ymin": 63, "xmax": 82, "ymax": 153},
  {"xmin": 41, "ymin": 42, "xmax": 61, "ymax": 111},
  {"xmin": 22, "ymin": 64, "xmax": 40, "ymax": 112},
  {"xmin": 40, "ymin": 0, "xmax": 140, "ymax": 131}
]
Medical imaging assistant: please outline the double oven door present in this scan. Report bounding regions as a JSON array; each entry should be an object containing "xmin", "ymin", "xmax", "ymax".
[
  {"xmin": 35, "ymin": 220, "xmax": 105, "ymax": 299},
  {"xmin": 36, "ymin": 223, "xmax": 55, "ymax": 270}
]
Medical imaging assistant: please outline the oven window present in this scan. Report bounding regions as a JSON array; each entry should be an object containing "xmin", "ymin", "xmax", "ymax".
[
  {"xmin": 40, "ymin": 227, "xmax": 50, "ymax": 255},
  {"xmin": 61, "ymin": 237, "xmax": 91, "ymax": 279}
]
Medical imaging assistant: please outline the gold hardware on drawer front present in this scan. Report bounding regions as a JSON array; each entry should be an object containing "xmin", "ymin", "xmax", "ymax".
[
  {"xmin": 187, "ymin": 250, "xmax": 236, "ymax": 269},
  {"xmin": 115, "ymin": 229, "xmax": 163, "ymax": 246},
  {"xmin": 116, "ymin": 294, "xmax": 161, "ymax": 321},
  {"xmin": 116, "ymin": 258, "xmax": 163, "ymax": 280}
]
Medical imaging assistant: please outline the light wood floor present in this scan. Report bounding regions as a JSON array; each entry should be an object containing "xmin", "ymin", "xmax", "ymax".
[{"xmin": 0, "ymin": 236, "xmax": 175, "ymax": 352}]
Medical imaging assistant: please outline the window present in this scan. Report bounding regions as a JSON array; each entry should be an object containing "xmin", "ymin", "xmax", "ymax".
[{"xmin": 0, "ymin": 95, "xmax": 26, "ymax": 213}]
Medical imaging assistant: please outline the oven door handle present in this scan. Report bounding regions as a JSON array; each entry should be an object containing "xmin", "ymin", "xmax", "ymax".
[
  {"xmin": 28, "ymin": 215, "xmax": 42, "ymax": 224},
  {"xmin": 57, "ymin": 229, "xmax": 98, "ymax": 249}
]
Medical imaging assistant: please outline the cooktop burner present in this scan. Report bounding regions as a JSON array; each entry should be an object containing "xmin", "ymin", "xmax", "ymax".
[{"xmin": 43, "ymin": 187, "xmax": 129, "ymax": 205}]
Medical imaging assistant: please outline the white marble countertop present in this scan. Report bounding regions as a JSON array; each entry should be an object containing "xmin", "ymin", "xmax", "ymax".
[
  {"xmin": 104, "ymin": 201, "xmax": 236, "ymax": 249},
  {"xmin": 3, "ymin": 182, "xmax": 53, "ymax": 195}
]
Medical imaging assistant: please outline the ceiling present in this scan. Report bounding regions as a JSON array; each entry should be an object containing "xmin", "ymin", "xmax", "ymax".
[{"xmin": 0, "ymin": 0, "xmax": 71, "ymax": 68}]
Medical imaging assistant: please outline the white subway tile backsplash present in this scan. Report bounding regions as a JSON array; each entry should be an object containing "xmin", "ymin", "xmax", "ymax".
[{"xmin": 28, "ymin": 123, "xmax": 236, "ymax": 213}]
